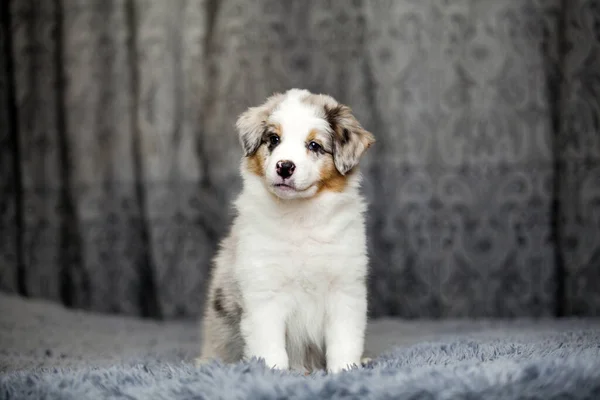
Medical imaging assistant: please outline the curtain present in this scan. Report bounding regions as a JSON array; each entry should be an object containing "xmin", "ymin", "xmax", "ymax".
[{"xmin": 1, "ymin": 0, "xmax": 599, "ymax": 320}]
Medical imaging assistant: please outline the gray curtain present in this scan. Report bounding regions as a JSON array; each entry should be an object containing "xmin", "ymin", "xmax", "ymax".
[{"xmin": 1, "ymin": 0, "xmax": 599, "ymax": 320}]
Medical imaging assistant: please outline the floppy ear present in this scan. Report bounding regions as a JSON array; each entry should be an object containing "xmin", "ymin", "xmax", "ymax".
[
  {"xmin": 325, "ymin": 104, "xmax": 375, "ymax": 175},
  {"xmin": 235, "ymin": 93, "xmax": 283, "ymax": 156}
]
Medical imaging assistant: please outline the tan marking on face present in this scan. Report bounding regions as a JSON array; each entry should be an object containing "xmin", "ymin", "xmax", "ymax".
[
  {"xmin": 316, "ymin": 155, "xmax": 350, "ymax": 194},
  {"xmin": 307, "ymin": 129, "xmax": 318, "ymax": 142},
  {"xmin": 267, "ymin": 123, "xmax": 283, "ymax": 137},
  {"xmin": 246, "ymin": 145, "xmax": 266, "ymax": 177}
]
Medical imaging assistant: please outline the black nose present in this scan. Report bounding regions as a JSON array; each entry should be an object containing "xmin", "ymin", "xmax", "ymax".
[{"xmin": 276, "ymin": 160, "xmax": 295, "ymax": 179}]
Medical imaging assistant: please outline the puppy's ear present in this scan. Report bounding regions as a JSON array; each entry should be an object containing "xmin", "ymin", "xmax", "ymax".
[
  {"xmin": 236, "ymin": 93, "xmax": 283, "ymax": 156},
  {"xmin": 325, "ymin": 104, "xmax": 375, "ymax": 175}
]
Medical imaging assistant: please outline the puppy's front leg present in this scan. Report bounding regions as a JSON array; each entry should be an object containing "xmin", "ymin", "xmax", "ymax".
[
  {"xmin": 325, "ymin": 287, "xmax": 367, "ymax": 374},
  {"xmin": 241, "ymin": 299, "xmax": 289, "ymax": 370}
]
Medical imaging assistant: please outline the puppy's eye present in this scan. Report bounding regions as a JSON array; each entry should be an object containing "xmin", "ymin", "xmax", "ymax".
[
  {"xmin": 307, "ymin": 141, "xmax": 322, "ymax": 153},
  {"xmin": 269, "ymin": 135, "xmax": 280, "ymax": 146}
]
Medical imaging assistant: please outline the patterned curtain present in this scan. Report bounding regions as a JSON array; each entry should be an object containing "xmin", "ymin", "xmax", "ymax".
[{"xmin": 1, "ymin": 0, "xmax": 599, "ymax": 319}]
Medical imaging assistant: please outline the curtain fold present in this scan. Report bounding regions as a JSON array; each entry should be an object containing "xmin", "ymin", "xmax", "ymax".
[
  {"xmin": 1, "ymin": 0, "xmax": 599, "ymax": 319},
  {"xmin": 558, "ymin": 0, "xmax": 600, "ymax": 316},
  {"xmin": 9, "ymin": 0, "xmax": 65, "ymax": 302},
  {"xmin": 0, "ymin": 0, "xmax": 20, "ymax": 294}
]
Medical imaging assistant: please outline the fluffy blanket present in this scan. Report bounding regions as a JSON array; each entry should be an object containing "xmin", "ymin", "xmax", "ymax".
[{"xmin": 2, "ymin": 293, "xmax": 600, "ymax": 399}]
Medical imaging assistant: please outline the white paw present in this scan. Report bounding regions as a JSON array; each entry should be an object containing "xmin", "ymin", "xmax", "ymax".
[
  {"xmin": 327, "ymin": 361, "xmax": 359, "ymax": 374},
  {"xmin": 265, "ymin": 360, "xmax": 289, "ymax": 370},
  {"xmin": 257, "ymin": 352, "xmax": 290, "ymax": 371}
]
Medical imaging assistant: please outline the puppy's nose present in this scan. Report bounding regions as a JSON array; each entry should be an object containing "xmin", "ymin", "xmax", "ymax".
[{"xmin": 276, "ymin": 160, "xmax": 295, "ymax": 179}]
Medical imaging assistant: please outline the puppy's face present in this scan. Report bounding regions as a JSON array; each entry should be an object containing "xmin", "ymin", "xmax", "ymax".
[{"xmin": 236, "ymin": 89, "xmax": 375, "ymax": 200}]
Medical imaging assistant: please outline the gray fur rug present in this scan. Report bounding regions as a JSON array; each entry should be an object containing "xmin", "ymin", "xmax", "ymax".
[{"xmin": 2, "ymin": 293, "xmax": 600, "ymax": 399}]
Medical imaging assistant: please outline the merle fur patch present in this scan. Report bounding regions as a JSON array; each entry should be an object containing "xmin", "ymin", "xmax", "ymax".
[
  {"xmin": 323, "ymin": 104, "xmax": 375, "ymax": 175},
  {"xmin": 213, "ymin": 287, "xmax": 242, "ymax": 325}
]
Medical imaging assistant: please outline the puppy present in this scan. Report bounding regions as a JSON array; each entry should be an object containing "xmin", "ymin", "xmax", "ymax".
[{"xmin": 197, "ymin": 88, "xmax": 375, "ymax": 374}]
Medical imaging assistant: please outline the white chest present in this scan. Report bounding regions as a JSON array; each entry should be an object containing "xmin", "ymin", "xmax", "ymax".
[{"xmin": 237, "ymin": 214, "xmax": 365, "ymax": 294}]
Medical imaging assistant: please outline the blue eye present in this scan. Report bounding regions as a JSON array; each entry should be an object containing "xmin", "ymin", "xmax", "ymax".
[{"xmin": 307, "ymin": 141, "xmax": 322, "ymax": 153}]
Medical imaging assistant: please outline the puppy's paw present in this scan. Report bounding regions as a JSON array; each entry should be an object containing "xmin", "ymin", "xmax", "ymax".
[
  {"xmin": 265, "ymin": 360, "xmax": 290, "ymax": 371},
  {"xmin": 327, "ymin": 361, "xmax": 359, "ymax": 374},
  {"xmin": 327, "ymin": 357, "xmax": 372, "ymax": 374},
  {"xmin": 257, "ymin": 352, "xmax": 290, "ymax": 371}
]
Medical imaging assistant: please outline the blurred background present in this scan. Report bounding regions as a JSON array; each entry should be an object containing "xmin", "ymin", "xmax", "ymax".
[{"xmin": 0, "ymin": 0, "xmax": 599, "ymax": 321}]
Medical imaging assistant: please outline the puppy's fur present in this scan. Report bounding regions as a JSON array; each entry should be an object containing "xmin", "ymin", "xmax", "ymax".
[{"xmin": 197, "ymin": 89, "xmax": 375, "ymax": 374}]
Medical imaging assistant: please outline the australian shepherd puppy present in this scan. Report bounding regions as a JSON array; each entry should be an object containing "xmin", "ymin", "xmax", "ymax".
[{"xmin": 197, "ymin": 88, "xmax": 375, "ymax": 374}]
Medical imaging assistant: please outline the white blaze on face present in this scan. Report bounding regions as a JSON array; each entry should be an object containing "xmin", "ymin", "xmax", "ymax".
[{"xmin": 265, "ymin": 96, "xmax": 331, "ymax": 199}]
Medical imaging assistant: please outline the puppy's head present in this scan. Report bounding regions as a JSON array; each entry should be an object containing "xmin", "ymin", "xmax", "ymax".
[{"xmin": 236, "ymin": 89, "xmax": 375, "ymax": 200}]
